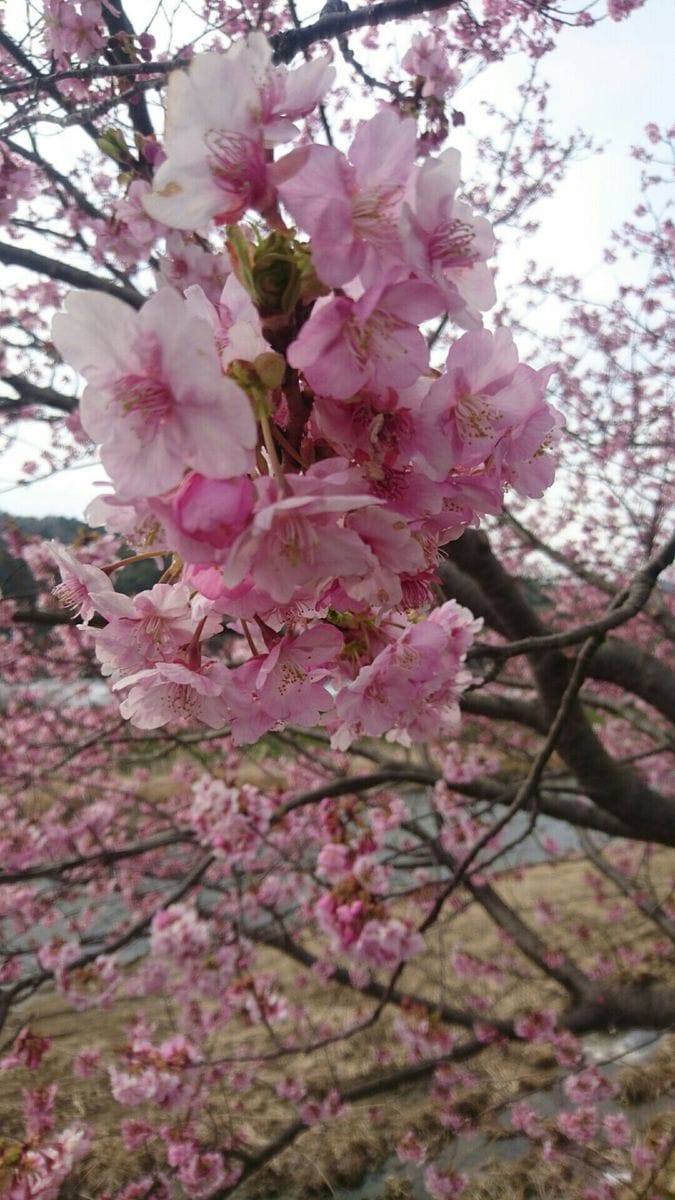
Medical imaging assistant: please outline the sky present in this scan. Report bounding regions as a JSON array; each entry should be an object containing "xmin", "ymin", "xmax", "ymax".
[{"xmin": 1, "ymin": 0, "xmax": 673, "ymax": 518}]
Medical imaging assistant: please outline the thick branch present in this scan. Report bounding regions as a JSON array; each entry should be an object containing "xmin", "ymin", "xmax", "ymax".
[
  {"xmin": 504, "ymin": 510, "xmax": 675, "ymax": 642},
  {"xmin": 271, "ymin": 0, "xmax": 461, "ymax": 63},
  {"xmin": 1, "ymin": 374, "xmax": 77, "ymax": 414},
  {"xmin": 0, "ymin": 59, "xmax": 186, "ymax": 98},
  {"xmin": 256, "ymin": 926, "xmax": 513, "ymax": 1033},
  {"xmin": 0, "ymin": 29, "xmax": 101, "ymax": 144},
  {"xmin": 0, "ymin": 830, "xmax": 194, "ymax": 885},
  {"xmin": 437, "ymin": 558, "xmax": 509, "ymax": 636},
  {"xmin": 101, "ymin": 0, "xmax": 155, "ymax": 140},
  {"xmin": 591, "ymin": 639, "xmax": 675, "ymax": 726},
  {"xmin": 6, "ymin": 138, "xmax": 104, "ymax": 223},
  {"xmin": 443, "ymin": 545, "xmax": 675, "ymax": 722},
  {"xmin": 0, "ymin": 241, "xmax": 143, "ymax": 307},
  {"xmin": 460, "ymin": 689, "xmax": 546, "ymax": 730},
  {"xmin": 0, "ymin": 854, "xmax": 214, "ymax": 1034},
  {"xmin": 214, "ymin": 1037, "xmax": 485, "ymax": 1198},
  {"xmin": 469, "ymin": 529, "xmax": 675, "ymax": 661},
  {"xmin": 447, "ymin": 531, "xmax": 675, "ymax": 844},
  {"xmin": 411, "ymin": 822, "xmax": 590, "ymax": 997}
]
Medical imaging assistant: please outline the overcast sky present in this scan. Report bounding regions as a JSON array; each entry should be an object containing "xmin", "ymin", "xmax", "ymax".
[{"xmin": 1, "ymin": 0, "xmax": 672, "ymax": 519}]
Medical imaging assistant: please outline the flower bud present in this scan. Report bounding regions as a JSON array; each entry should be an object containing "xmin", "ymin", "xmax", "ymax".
[{"xmin": 172, "ymin": 473, "xmax": 255, "ymax": 550}]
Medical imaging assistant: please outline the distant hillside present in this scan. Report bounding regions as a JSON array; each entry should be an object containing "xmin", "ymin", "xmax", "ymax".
[
  {"xmin": 0, "ymin": 513, "xmax": 83, "ymax": 603},
  {"xmin": 0, "ymin": 512, "xmax": 161, "ymax": 602}
]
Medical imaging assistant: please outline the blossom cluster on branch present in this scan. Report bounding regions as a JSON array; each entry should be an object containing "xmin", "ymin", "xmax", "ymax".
[{"xmin": 50, "ymin": 33, "xmax": 559, "ymax": 749}]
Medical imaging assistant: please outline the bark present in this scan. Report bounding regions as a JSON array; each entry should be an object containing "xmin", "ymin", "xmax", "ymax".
[{"xmin": 446, "ymin": 531, "xmax": 675, "ymax": 845}]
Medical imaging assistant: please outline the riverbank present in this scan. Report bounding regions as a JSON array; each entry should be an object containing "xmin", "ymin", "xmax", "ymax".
[{"xmin": 1, "ymin": 851, "xmax": 673, "ymax": 1199}]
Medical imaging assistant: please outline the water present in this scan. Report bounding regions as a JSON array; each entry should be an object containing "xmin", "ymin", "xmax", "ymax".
[{"xmin": 0, "ymin": 676, "xmax": 113, "ymax": 709}]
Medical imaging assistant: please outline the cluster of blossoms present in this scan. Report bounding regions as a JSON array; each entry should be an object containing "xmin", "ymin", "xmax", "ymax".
[
  {"xmin": 42, "ymin": 0, "xmax": 106, "ymax": 68},
  {"xmin": 51, "ymin": 32, "xmax": 560, "ymax": 748}
]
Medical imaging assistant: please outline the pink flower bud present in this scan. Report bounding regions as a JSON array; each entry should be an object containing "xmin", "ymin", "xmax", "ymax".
[{"xmin": 172, "ymin": 472, "xmax": 255, "ymax": 550}]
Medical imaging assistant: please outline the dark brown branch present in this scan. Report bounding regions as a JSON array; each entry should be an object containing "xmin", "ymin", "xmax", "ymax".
[
  {"xmin": 450, "ymin": 777, "xmax": 642, "ymax": 840},
  {"xmin": 437, "ymin": 557, "xmax": 509, "ymax": 636},
  {"xmin": 212, "ymin": 1037, "xmax": 486, "ymax": 1197},
  {"xmin": 448, "ymin": 531, "xmax": 675, "ymax": 845},
  {"xmin": 0, "ymin": 241, "xmax": 143, "ymax": 307},
  {"xmin": 466, "ymin": 873, "xmax": 590, "ymax": 997},
  {"xmin": 460, "ymin": 689, "xmax": 546, "ymax": 731},
  {"xmin": 0, "ymin": 854, "xmax": 214, "ymax": 1033},
  {"xmin": 256, "ymin": 925, "xmax": 513, "ymax": 1033},
  {"xmin": 442, "ymin": 543, "xmax": 675, "ymax": 723},
  {"xmin": 0, "ymin": 830, "xmax": 194, "ymax": 885},
  {"xmin": 591, "ymin": 639, "xmax": 675, "ymax": 726},
  {"xmin": 100, "ymin": 0, "xmax": 155, "ymax": 141},
  {"xmin": 469, "ymin": 529, "xmax": 675, "ymax": 661},
  {"xmin": 504, "ymin": 509, "xmax": 675, "ymax": 642},
  {"xmin": 408, "ymin": 820, "xmax": 590, "ymax": 997},
  {"xmin": 11, "ymin": 608, "xmax": 105, "ymax": 627},
  {"xmin": 6, "ymin": 137, "xmax": 104, "ymax": 223},
  {"xmin": 276, "ymin": 767, "xmax": 438, "ymax": 818},
  {"xmin": 0, "ymin": 29, "xmax": 101, "ymax": 144},
  {"xmin": 1, "ymin": 374, "xmax": 77, "ymax": 415},
  {"xmin": 0, "ymin": 58, "xmax": 187, "ymax": 98},
  {"xmin": 564, "ymin": 986, "xmax": 675, "ymax": 1034},
  {"xmin": 270, "ymin": 0, "xmax": 462, "ymax": 63}
]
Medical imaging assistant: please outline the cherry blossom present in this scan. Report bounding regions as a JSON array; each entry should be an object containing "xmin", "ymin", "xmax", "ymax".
[
  {"xmin": 401, "ymin": 148, "xmax": 496, "ymax": 327},
  {"xmin": 51, "ymin": 289, "xmax": 257, "ymax": 501},
  {"xmin": 287, "ymin": 275, "xmax": 442, "ymax": 399},
  {"xmin": 143, "ymin": 35, "xmax": 334, "ymax": 231},
  {"xmin": 277, "ymin": 107, "xmax": 416, "ymax": 287}
]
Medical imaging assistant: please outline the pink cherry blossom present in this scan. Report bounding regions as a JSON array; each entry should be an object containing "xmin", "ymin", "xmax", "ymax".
[
  {"xmin": 557, "ymin": 1105, "xmax": 599, "ymax": 1144},
  {"xmin": 184, "ymin": 273, "xmax": 271, "ymax": 370},
  {"xmin": 514, "ymin": 1008, "xmax": 558, "ymax": 1041},
  {"xmin": 219, "ymin": 473, "xmax": 377, "ymax": 603},
  {"xmin": 189, "ymin": 778, "xmax": 273, "ymax": 864},
  {"xmin": 413, "ymin": 328, "xmax": 558, "ymax": 497},
  {"xmin": 114, "ymin": 659, "xmax": 234, "ymax": 729},
  {"xmin": 92, "ymin": 583, "xmax": 214, "ymax": 680},
  {"xmin": 49, "ymin": 542, "xmax": 116, "ymax": 625},
  {"xmin": 168, "ymin": 472, "xmax": 256, "ymax": 561},
  {"xmin": 0, "ymin": 1026, "xmax": 51, "ymax": 1071},
  {"xmin": 510, "ymin": 1101, "xmax": 543, "ymax": 1138},
  {"xmin": 402, "ymin": 32, "xmax": 461, "ymax": 100},
  {"xmin": 228, "ymin": 624, "xmax": 343, "ymax": 744},
  {"xmin": 277, "ymin": 108, "xmax": 416, "ymax": 287},
  {"xmin": 143, "ymin": 35, "xmax": 333, "ymax": 230},
  {"xmin": 401, "ymin": 148, "xmax": 496, "ymax": 328},
  {"xmin": 332, "ymin": 600, "xmax": 480, "ymax": 749},
  {"xmin": 288, "ymin": 275, "xmax": 443, "ymax": 399},
  {"xmin": 396, "ymin": 1129, "xmax": 428, "ymax": 1163},
  {"xmin": 563, "ymin": 1067, "xmax": 615, "ymax": 1104},
  {"xmin": 51, "ymin": 288, "xmax": 257, "ymax": 501},
  {"xmin": 602, "ymin": 1111, "xmax": 631, "ymax": 1147},
  {"xmin": 425, "ymin": 1165, "xmax": 468, "ymax": 1199},
  {"xmin": 317, "ymin": 843, "xmax": 352, "ymax": 882},
  {"xmin": 352, "ymin": 917, "xmax": 424, "ymax": 967},
  {"xmin": 43, "ymin": 0, "xmax": 105, "ymax": 66}
]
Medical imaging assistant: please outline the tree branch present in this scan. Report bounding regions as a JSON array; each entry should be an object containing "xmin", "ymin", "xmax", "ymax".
[
  {"xmin": 578, "ymin": 831, "xmax": 675, "ymax": 945},
  {"xmin": 469, "ymin": 529, "xmax": 675, "ymax": 661},
  {"xmin": 1, "ymin": 374, "xmax": 77, "ymax": 415},
  {"xmin": 0, "ymin": 241, "xmax": 143, "ymax": 307},
  {"xmin": 447, "ymin": 531, "xmax": 675, "ymax": 844},
  {"xmin": 270, "ymin": 0, "xmax": 462, "ymax": 63}
]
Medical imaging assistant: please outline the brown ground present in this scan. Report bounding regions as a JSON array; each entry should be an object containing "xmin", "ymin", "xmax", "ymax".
[{"xmin": 1, "ymin": 853, "xmax": 674, "ymax": 1199}]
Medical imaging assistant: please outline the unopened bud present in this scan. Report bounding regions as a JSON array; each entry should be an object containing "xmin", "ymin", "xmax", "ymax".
[{"xmin": 255, "ymin": 351, "xmax": 286, "ymax": 389}]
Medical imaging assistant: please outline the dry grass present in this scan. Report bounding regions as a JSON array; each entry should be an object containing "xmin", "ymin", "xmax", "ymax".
[{"xmin": 1, "ymin": 852, "xmax": 673, "ymax": 1198}]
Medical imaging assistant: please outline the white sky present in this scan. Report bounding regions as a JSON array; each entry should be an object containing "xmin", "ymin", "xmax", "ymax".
[{"xmin": 1, "ymin": 0, "xmax": 673, "ymax": 518}]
